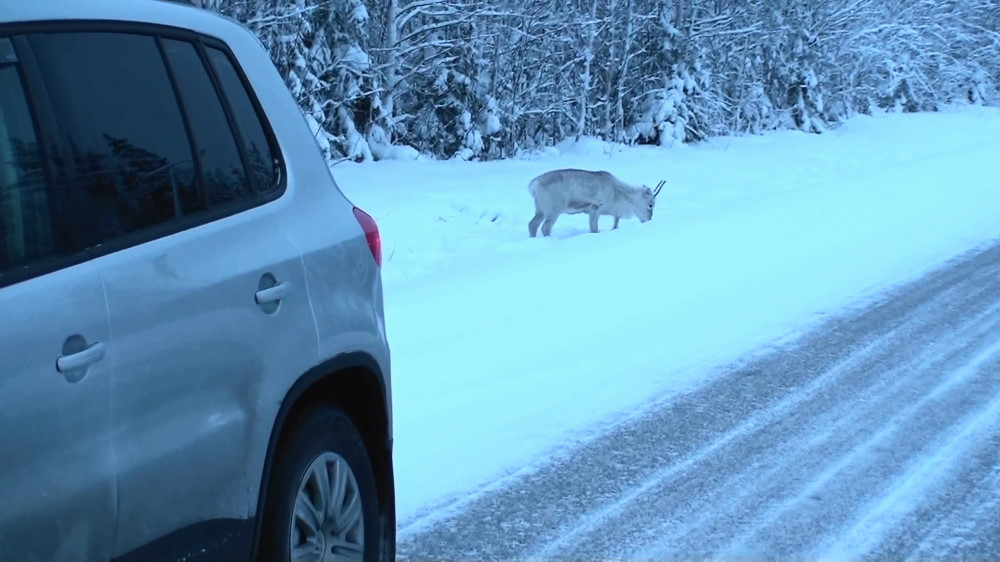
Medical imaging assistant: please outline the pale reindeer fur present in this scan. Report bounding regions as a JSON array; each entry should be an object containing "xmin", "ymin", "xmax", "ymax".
[{"xmin": 528, "ymin": 169, "xmax": 659, "ymax": 237}]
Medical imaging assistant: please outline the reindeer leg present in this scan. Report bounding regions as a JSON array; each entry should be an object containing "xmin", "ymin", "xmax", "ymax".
[
  {"xmin": 613, "ymin": 216, "xmax": 620, "ymax": 230},
  {"xmin": 589, "ymin": 211, "xmax": 600, "ymax": 233},
  {"xmin": 541, "ymin": 214, "xmax": 559, "ymax": 237},
  {"xmin": 529, "ymin": 210, "xmax": 545, "ymax": 238}
]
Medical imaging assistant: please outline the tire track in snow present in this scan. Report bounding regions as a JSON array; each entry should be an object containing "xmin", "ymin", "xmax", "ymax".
[
  {"xmin": 397, "ymin": 240, "xmax": 1000, "ymax": 560},
  {"xmin": 815, "ymin": 370, "xmax": 1000, "ymax": 559},
  {"xmin": 623, "ymin": 301, "xmax": 1000, "ymax": 559},
  {"xmin": 710, "ymin": 333, "xmax": 1000, "ymax": 559},
  {"xmin": 905, "ymin": 444, "xmax": 1000, "ymax": 558},
  {"xmin": 549, "ymin": 266, "xmax": 1000, "ymax": 559}
]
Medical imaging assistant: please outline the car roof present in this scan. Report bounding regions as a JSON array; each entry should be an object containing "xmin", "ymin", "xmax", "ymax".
[{"xmin": 0, "ymin": 0, "xmax": 245, "ymax": 41}]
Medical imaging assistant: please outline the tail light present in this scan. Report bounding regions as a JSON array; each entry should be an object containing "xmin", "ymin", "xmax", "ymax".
[{"xmin": 353, "ymin": 206, "xmax": 382, "ymax": 267}]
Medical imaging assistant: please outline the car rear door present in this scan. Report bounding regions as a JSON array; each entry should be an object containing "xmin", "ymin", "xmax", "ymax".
[
  {"xmin": 23, "ymin": 30, "xmax": 318, "ymax": 556},
  {"xmin": 0, "ymin": 36, "xmax": 117, "ymax": 561}
]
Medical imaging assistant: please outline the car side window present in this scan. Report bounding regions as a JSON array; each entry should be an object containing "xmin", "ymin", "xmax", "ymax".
[
  {"xmin": 205, "ymin": 47, "xmax": 279, "ymax": 195},
  {"xmin": 0, "ymin": 38, "xmax": 57, "ymax": 275},
  {"xmin": 28, "ymin": 32, "xmax": 197, "ymax": 249},
  {"xmin": 161, "ymin": 39, "xmax": 252, "ymax": 209}
]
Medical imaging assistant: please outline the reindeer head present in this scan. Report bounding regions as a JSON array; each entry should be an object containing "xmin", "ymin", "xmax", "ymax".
[{"xmin": 636, "ymin": 180, "xmax": 665, "ymax": 222}]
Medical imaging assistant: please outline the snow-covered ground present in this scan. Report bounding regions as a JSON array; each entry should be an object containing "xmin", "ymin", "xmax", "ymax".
[{"xmin": 330, "ymin": 106, "xmax": 1000, "ymax": 525}]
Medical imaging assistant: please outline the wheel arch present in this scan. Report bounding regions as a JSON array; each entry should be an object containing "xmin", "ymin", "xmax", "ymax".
[{"xmin": 250, "ymin": 351, "xmax": 395, "ymax": 560}]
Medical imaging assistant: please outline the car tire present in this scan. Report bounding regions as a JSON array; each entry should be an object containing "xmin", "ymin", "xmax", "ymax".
[{"xmin": 259, "ymin": 404, "xmax": 382, "ymax": 561}]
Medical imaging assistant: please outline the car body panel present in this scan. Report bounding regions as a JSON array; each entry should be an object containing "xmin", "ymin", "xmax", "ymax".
[
  {"xmin": 0, "ymin": 263, "xmax": 117, "ymax": 561},
  {"xmin": 98, "ymin": 202, "xmax": 318, "ymax": 556}
]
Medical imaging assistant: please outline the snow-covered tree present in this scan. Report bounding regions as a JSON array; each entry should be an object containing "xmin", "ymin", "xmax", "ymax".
[{"xmin": 202, "ymin": 0, "xmax": 1000, "ymax": 161}]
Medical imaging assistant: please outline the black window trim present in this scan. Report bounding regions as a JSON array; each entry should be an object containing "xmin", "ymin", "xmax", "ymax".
[
  {"xmin": 195, "ymin": 34, "xmax": 284, "ymax": 195},
  {"xmin": 0, "ymin": 20, "xmax": 287, "ymax": 290},
  {"xmin": 155, "ymin": 35, "xmax": 211, "ymax": 215},
  {"xmin": 198, "ymin": 40, "xmax": 266, "ymax": 197}
]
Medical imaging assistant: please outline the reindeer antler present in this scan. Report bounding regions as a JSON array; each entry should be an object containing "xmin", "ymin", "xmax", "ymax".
[{"xmin": 653, "ymin": 180, "xmax": 665, "ymax": 198}]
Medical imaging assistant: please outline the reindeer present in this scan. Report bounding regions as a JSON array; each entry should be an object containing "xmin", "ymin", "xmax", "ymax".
[{"xmin": 528, "ymin": 169, "xmax": 664, "ymax": 237}]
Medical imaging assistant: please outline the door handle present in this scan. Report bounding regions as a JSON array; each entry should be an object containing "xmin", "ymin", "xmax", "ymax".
[
  {"xmin": 255, "ymin": 281, "xmax": 291, "ymax": 305},
  {"xmin": 57, "ymin": 342, "xmax": 107, "ymax": 373}
]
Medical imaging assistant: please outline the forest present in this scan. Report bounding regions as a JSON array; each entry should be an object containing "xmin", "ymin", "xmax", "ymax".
[{"xmin": 195, "ymin": 0, "xmax": 1000, "ymax": 161}]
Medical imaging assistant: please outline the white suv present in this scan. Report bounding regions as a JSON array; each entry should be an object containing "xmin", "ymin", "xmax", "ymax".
[{"xmin": 0, "ymin": 1, "xmax": 394, "ymax": 560}]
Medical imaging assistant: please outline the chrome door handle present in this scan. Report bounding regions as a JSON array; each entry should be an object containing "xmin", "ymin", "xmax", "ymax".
[
  {"xmin": 57, "ymin": 342, "xmax": 107, "ymax": 373},
  {"xmin": 255, "ymin": 281, "xmax": 291, "ymax": 304}
]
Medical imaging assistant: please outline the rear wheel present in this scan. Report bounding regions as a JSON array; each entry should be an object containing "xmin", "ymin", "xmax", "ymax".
[{"xmin": 260, "ymin": 405, "xmax": 381, "ymax": 561}]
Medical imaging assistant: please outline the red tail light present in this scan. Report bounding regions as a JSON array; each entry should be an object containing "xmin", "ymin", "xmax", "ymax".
[{"xmin": 353, "ymin": 207, "xmax": 382, "ymax": 267}]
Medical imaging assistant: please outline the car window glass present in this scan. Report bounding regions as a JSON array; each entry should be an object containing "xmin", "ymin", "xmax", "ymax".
[
  {"xmin": 29, "ymin": 32, "xmax": 196, "ymax": 248},
  {"xmin": 161, "ymin": 38, "xmax": 251, "ymax": 209},
  {"xmin": 205, "ymin": 47, "xmax": 277, "ymax": 194},
  {"xmin": 0, "ymin": 40, "xmax": 56, "ymax": 274}
]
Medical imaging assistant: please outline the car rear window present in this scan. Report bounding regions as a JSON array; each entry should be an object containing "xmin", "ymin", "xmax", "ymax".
[{"xmin": 161, "ymin": 38, "xmax": 252, "ymax": 209}]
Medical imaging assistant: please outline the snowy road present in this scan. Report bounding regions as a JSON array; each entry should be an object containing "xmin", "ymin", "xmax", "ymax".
[{"xmin": 396, "ymin": 240, "xmax": 1000, "ymax": 559}]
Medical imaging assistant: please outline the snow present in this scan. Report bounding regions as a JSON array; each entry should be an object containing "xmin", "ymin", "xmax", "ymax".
[
  {"xmin": 367, "ymin": 124, "xmax": 420, "ymax": 161},
  {"xmin": 329, "ymin": 105, "xmax": 1000, "ymax": 526},
  {"xmin": 553, "ymin": 135, "xmax": 627, "ymax": 157},
  {"xmin": 337, "ymin": 44, "xmax": 370, "ymax": 69},
  {"xmin": 369, "ymin": 141, "xmax": 420, "ymax": 161},
  {"xmin": 815, "ymin": 338, "xmax": 1000, "ymax": 558}
]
